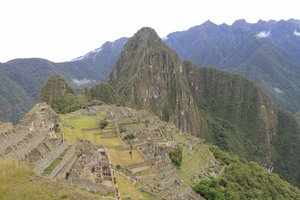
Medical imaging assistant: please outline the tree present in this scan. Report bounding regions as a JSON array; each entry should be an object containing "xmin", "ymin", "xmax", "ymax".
[
  {"xmin": 168, "ymin": 145, "xmax": 183, "ymax": 167},
  {"xmin": 123, "ymin": 133, "xmax": 136, "ymax": 159},
  {"xmin": 100, "ymin": 120, "xmax": 108, "ymax": 129}
]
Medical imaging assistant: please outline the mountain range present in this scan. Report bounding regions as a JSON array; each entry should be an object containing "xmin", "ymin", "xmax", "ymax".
[
  {"xmin": 87, "ymin": 27, "xmax": 300, "ymax": 187},
  {"xmin": 2, "ymin": 19, "xmax": 300, "ymax": 123},
  {"xmin": 0, "ymin": 38, "xmax": 127, "ymax": 122},
  {"xmin": 1, "ymin": 21, "xmax": 300, "ymax": 199},
  {"xmin": 165, "ymin": 19, "xmax": 300, "ymax": 114}
]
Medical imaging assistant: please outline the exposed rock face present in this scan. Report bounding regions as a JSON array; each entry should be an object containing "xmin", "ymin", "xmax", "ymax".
[
  {"xmin": 165, "ymin": 19, "xmax": 300, "ymax": 114},
  {"xmin": 110, "ymin": 27, "xmax": 204, "ymax": 137},
  {"xmin": 109, "ymin": 27, "xmax": 276, "ymax": 157},
  {"xmin": 105, "ymin": 27, "xmax": 300, "ymax": 186}
]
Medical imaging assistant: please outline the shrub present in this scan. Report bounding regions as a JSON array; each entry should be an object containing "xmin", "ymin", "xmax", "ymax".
[{"xmin": 168, "ymin": 145, "xmax": 183, "ymax": 167}]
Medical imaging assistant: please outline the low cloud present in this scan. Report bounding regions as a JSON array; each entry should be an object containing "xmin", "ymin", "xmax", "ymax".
[
  {"xmin": 273, "ymin": 87, "xmax": 283, "ymax": 94},
  {"xmin": 256, "ymin": 31, "xmax": 270, "ymax": 38},
  {"xmin": 72, "ymin": 78, "xmax": 95, "ymax": 87},
  {"xmin": 293, "ymin": 30, "xmax": 300, "ymax": 37},
  {"xmin": 162, "ymin": 36, "xmax": 168, "ymax": 41}
]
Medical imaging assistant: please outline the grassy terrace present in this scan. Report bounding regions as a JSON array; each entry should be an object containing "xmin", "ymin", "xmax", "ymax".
[
  {"xmin": 174, "ymin": 131, "xmax": 218, "ymax": 186},
  {"xmin": 61, "ymin": 111, "xmax": 123, "ymax": 146},
  {"xmin": 42, "ymin": 157, "xmax": 63, "ymax": 176},
  {"xmin": 115, "ymin": 173, "xmax": 154, "ymax": 200},
  {"xmin": 60, "ymin": 109, "xmax": 155, "ymax": 199}
]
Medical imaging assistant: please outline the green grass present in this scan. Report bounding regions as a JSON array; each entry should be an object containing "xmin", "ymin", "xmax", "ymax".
[
  {"xmin": 108, "ymin": 148, "xmax": 145, "ymax": 166},
  {"xmin": 0, "ymin": 160, "xmax": 107, "ymax": 200},
  {"xmin": 174, "ymin": 131, "xmax": 218, "ymax": 186},
  {"xmin": 115, "ymin": 173, "xmax": 154, "ymax": 200},
  {"xmin": 61, "ymin": 111, "xmax": 124, "ymax": 147},
  {"xmin": 60, "ymin": 109, "xmax": 154, "ymax": 199},
  {"xmin": 42, "ymin": 157, "xmax": 63, "ymax": 176},
  {"xmin": 61, "ymin": 111, "xmax": 104, "ymax": 144}
]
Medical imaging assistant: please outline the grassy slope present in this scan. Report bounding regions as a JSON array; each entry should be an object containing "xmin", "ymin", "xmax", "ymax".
[
  {"xmin": 0, "ymin": 160, "xmax": 106, "ymax": 200},
  {"xmin": 199, "ymin": 147, "xmax": 300, "ymax": 200}
]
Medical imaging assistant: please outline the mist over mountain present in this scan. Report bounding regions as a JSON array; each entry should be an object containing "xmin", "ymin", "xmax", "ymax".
[
  {"xmin": 3, "ymin": 19, "xmax": 300, "ymax": 123},
  {"xmin": 0, "ymin": 38, "xmax": 127, "ymax": 123}
]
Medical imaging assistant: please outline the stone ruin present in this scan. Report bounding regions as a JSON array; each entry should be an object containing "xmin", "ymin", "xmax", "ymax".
[
  {"xmin": 0, "ymin": 103, "xmax": 204, "ymax": 199},
  {"xmin": 57, "ymin": 139, "xmax": 115, "ymax": 194},
  {"xmin": 0, "ymin": 103, "xmax": 67, "ymax": 173},
  {"xmin": 95, "ymin": 105, "xmax": 202, "ymax": 200},
  {"xmin": 0, "ymin": 103, "xmax": 117, "ymax": 196}
]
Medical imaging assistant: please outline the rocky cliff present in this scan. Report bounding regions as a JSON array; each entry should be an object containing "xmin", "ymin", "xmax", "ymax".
[{"xmin": 100, "ymin": 27, "xmax": 300, "ymax": 186}]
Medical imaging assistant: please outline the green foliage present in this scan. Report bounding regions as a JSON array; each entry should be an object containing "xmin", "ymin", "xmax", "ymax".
[
  {"xmin": 52, "ymin": 93, "xmax": 82, "ymax": 114},
  {"xmin": 38, "ymin": 74, "xmax": 79, "ymax": 114},
  {"xmin": 194, "ymin": 179, "xmax": 225, "ymax": 200},
  {"xmin": 272, "ymin": 110, "xmax": 300, "ymax": 186},
  {"xmin": 38, "ymin": 75, "xmax": 75, "ymax": 105},
  {"xmin": 42, "ymin": 157, "xmax": 63, "ymax": 176},
  {"xmin": 194, "ymin": 146, "xmax": 300, "ymax": 199},
  {"xmin": 39, "ymin": 75, "xmax": 103, "ymax": 114},
  {"xmin": 166, "ymin": 20, "xmax": 300, "ymax": 113},
  {"xmin": 53, "ymin": 124, "xmax": 61, "ymax": 133},
  {"xmin": 168, "ymin": 145, "xmax": 183, "ymax": 167},
  {"xmin": 123, "ymin": 133, "xmax": 136, "ymax": 141},
  {"xmin": 99, "ymin": 120, "xmax": 108, "ymax": 129},
  {"xmin": 87, "ymin": 82, "xmax": 124, "ymax": 106}
]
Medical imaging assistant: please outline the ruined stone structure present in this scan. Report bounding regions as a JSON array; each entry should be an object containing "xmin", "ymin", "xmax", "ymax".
[
  {"xmin": 0, "ymin": 103, "xmax": 65, "ymax": 172},
  {"xmin": 96, "ymin": 105, "xmax": 202, "ymax": 200},
  {"xmin": 0, "ymin": 104, "xmax": 203, "ymax": 199},
  {"xmin": 58, "ymin": 139, "xmax": 114, "ymax": 194}
]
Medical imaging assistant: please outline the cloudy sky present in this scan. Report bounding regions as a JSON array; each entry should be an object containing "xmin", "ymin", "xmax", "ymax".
[{"xmin": 0, "ymin": 0, "xmax": 299, "ymax": 62}]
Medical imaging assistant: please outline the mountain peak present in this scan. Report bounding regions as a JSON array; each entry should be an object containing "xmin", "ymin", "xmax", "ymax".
[
  {"xmin": 201, "ymin": 20, "xmax": 216, "ymax": 27},
  {"xmin": 232, "ymin": 19, "xmax": 248, "ymax": 26},
  {"xmin": 130, "ymin": 27, "xmax": 161, "ymax": 43}
]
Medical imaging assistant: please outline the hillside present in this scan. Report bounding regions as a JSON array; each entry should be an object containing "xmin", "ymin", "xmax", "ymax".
[
  {"xmin": 165, "ymin": 19, "xmax": 300, "ymax": 113},
  {"xmin": 0, "ymin": 160, "xmax": 104, "ymax": 200},
  {"xmin": 0, "ymin": 38, "xmax": 127, "ymax": 123},
  {"xmin": 1, "ymin": 103, "xmax": 300, "ymax": 199},
  {"xmin": 87, "ymin": 27, "xmax": 300, "ymax": 187}
]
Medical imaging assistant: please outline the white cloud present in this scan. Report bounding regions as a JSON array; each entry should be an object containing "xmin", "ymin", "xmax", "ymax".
[
  {"xmin": 71, "ymin": 48, "xmax": 102, "ymax": 62},
  {"xmin": 71, "ymin": 56, "xmax": 84, "ymax": 61},
  {"xmin": 293, "ymin": 30, "xmax": 300, "ymax": 36},
  {"xmin": 72, "ymin": 78, "xmax": 95, "ymax": 87},
  {"xmin": 162, "ymin": 36, "xmax": 168, "ymax": 41},
  {"xmin": 273, "ymin": 87, "xmax": 283, "ymax": 94},
  {"xmin": 256, "ymin": 31, "xmax": 271, "ymax": 38}
]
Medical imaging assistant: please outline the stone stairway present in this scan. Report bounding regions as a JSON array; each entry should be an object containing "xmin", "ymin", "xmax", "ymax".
[
  {"xmin": 50, "ymin": 146, "xmax": 76, "ymax": 178},
  {"xmin": 33, "ymin": 142, "xmax": 68, "ymax": 174}
]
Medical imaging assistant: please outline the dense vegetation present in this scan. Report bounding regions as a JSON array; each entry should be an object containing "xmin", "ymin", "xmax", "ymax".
[
  {"xmin": 39, "ymin": 75, "xmax": 102, "ymax": 114},
  {"xmin": 168, "ymin": 145, "xmax": 183, "ymax": 167},
  {"xmin": 0, "ymin": 38, "xmax": 127, "ymax": 123},
  {"xmin": 165, "ymin": 19, "xmax": 300, "ymax": 114},
  {"xmin": 194, "ymin": 146, "xmax": 300, "ymax": 200},
  {"xmin": 85, "ymin": 82, "xmax": 124, "ymax": 106},
  {"xmin": 272, "ymin": 110, "xmax": 300, "ymax": 186}
]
